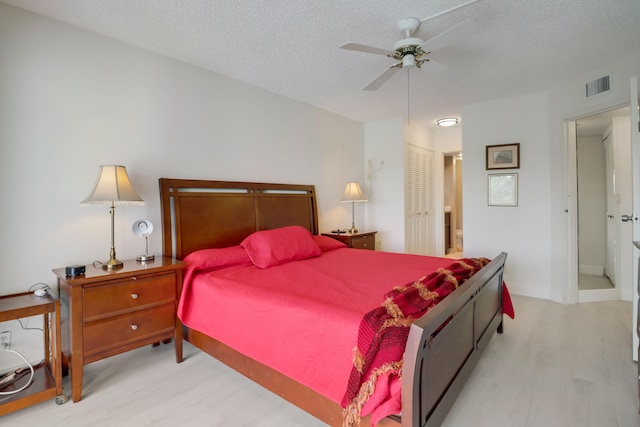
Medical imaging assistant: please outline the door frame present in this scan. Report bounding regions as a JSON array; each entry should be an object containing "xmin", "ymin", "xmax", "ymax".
[
  {"xmin": 565, "ymin": 101, "xmax": 632, "ymax": 305},
  {"xmin": 435, "ymin": 149, "xmax": 463, "ymax": 256},
  {"xmin": 629, "ymin": 76, "xmax": 639, "ymax": 362}
]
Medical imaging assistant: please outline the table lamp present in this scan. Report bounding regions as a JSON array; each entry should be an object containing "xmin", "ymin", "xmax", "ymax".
[
  {"xmin": 340, "ymin": 181, "xmax": 368, "ymax": 234},
  {"xmin": 81, "ymin": 165, "xmax": 144, "ymax": 269}
]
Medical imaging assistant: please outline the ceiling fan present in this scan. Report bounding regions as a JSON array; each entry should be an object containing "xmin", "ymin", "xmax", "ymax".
[{"xmin": 340, "ymin": 1, "xmax": 481, "ymax": 91}]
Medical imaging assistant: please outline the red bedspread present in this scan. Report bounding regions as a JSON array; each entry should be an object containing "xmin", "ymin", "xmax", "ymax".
[{"xmin": 178, "ymin": 247, "xmax": 511, "ymax": 426}]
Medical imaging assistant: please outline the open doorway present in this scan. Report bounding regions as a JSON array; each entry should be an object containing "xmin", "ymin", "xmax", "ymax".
[
  {"xmin": 444, "ymin": 152, "xmax": 463, "ymax": 258},
  {"xmin": 574, "ymin": 106, "xmax": 631, "ymax": 298}
]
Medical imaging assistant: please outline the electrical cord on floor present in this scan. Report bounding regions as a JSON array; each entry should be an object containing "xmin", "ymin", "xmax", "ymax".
[{"xmin": 0, "ymin": 349, "xmax": 35, "ymax": 395}]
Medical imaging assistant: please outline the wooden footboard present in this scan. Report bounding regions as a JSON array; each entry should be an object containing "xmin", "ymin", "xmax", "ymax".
[{"xmin": 402, "ymin": 252, "xmax": 507, "ymax": 427}]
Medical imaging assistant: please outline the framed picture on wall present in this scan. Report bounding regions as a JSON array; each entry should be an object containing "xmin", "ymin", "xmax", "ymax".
[
  {"xmin": 488, "ymin": 173, "xmax": 518, "ymax": 206},
  {"xmin": 486, "ymin": 143, "xmax": 520, "ymax": 169}
]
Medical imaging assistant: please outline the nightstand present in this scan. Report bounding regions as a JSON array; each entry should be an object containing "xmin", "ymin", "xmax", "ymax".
[
  {"xmin": 321, "ymin": 231, "xmax": 377, "ymax": 250},
  {"xmin": 52, "ymin": 257, "xmax": 184, "ymax": 402}
]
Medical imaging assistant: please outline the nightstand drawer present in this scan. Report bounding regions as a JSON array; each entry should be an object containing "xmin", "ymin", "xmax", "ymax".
[
  {"xmin": 83, "ymin": 273, "xmax": 176, "ymax": 321},
  {"xmin": 351, "ymin": 234, "xmax": 374, "ymax": 250},
  {"xmin": 83, "ymin": 303, "xmax": 175, "ymax": 357}
]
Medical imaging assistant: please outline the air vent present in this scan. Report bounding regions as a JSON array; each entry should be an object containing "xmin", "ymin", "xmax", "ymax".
[{"xmin": 585, "ymin": 75, "xmax": 610, "ymax": 97}]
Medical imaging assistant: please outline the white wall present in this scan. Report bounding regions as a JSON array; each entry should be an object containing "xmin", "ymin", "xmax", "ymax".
[
  {"xmin": 362, "ymin": 118, "xmax": 436, "ymax": 253},
  {"xmin": 0, "ymin": 4, "xmax": 366, "ymax": 368},
  {"xmin": 548, "ymin": 54, "xmax": 640, "ymax": 302},
  {"xmin": 460, "ymin": 53, "xmax": 640, "ymax": 302},
  {"xmin": 0, "ymin": 5, "xmax": 364, "ymax": 294},
  {"xmin": 404, "ymin": 121, "xmax": 434, "ymax": 150},
  {"xmin": 462, "ymin": 91, "xmax": 552, "ymax": 298},
  {"xmin": 363, "ymin": 118, "xmax": 405, "ymax": 252},
  {"xmin": 352, "ymin": 51, "xmax": 639, "ymax": 303}
]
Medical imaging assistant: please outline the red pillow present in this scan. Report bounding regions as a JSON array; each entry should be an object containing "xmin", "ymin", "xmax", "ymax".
[
  {"xmin": 183, "ymin": 246, "xmax": 251, "ymax": 271},
  {"xmin": 312, "ymin": 235, "xmax": 347, "ymax": 251},
  {"xmin": 241, "ymin": 226, "xmax": 322, "ymax": 268}
]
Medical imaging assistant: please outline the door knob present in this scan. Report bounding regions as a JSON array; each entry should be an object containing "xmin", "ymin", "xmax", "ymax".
[{"xmin": 621, "ymin": 214, "xmax": 637, "ymax": 222}]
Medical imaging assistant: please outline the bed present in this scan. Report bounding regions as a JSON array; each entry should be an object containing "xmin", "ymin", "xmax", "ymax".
[{"xmin": 159, "ymin": 178, "xmax": 510, "ymax": 427}]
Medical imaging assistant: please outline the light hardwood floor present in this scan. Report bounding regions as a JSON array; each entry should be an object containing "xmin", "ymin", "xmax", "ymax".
[
  {"xmin": 1, "ymin": 295, "xmax": 638, "ymax": 427},
  {"xmin": 579, "ymin": 273, "xmax": 614, "ymax": 290}
]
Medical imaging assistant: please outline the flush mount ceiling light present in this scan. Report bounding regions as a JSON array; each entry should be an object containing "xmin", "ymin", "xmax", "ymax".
[{"xmin": 437, "ymin": 118, "xmax": 459, "ymax": 127}]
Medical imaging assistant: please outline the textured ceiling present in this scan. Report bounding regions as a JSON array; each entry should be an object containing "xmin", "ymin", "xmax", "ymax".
[{"xmin": 3, "ymin": 0, "xmax": 640, "ymax": 129}]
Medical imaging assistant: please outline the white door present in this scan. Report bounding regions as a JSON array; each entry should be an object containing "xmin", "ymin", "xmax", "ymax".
[
  {"xmin": 406, "ymin": 144, "xmax": 434, "ymax": 255},
  {"xmin": 629, "ymin": 76, "xmax": 639, "ymax": 363}
]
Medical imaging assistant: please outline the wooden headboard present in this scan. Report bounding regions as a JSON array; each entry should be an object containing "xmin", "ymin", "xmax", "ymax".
[{"xmin": 159, "ymin": 179, "xmax": 319, "ymax": 259}]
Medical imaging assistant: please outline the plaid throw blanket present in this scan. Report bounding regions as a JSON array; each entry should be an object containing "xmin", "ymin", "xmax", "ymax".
[{"xmin": 341, "ymin": 258, "xmax": 491, "ymax": 427}]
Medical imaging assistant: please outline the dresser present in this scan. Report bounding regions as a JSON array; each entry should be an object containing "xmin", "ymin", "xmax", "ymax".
[
  {"xmin": 53, "ymin": 257, "xmax": 184, "ymax": 402},
  {"xmin": 321, "ymin": 231, "xmax": 377, "ymax": 250}
]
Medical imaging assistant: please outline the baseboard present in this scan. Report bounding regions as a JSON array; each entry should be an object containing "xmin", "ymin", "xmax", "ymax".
[
  {"xmin": 578, "ymin": 288, "xmax": 621, "ymax": 303},
  {"xmin": 620, "ymin": 288, "xmax": 633, "ymax": 301},
  {"xmin": 504, "ymin": 282, "xmax": 549, "ymax": 300}
]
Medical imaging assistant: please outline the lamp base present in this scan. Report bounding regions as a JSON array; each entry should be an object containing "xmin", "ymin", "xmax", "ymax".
[
  {"xmin": 136, "ymin": 254, "xmax": 155, "ymax": 262},
  {"xmin": 102, "ymin": 258, "xmax": 124, "ymax": 270},
  {"xmin": 349, "ymin": 226, "xmax": 358, "ymax": 234}
]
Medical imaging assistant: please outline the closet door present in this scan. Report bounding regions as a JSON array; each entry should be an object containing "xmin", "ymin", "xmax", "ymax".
[{"xmin": 406, "ymin": 144, "xmax": 434, "ymax": 255}]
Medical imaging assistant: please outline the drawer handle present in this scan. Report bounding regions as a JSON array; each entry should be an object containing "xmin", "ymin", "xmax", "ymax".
[
  {"xmin": 130, "ymin": 324, "xmax": 138, "ymax": 331},
  {"xmin": 131, "ymin": 293, "xmax": 138, "ymax": 299},
  {"xmin": 131, "ymin": 277, "xmax": 137, "ymax": 281}
]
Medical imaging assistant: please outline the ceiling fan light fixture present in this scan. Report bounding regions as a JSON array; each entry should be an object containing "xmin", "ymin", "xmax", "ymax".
[
  {"xmin": 402, "ymin": 54, "xmax": 416, "ymax": 68},
  {"xmin": 437, "ymin": 118, "xmax": 459, "ymax": 127},
  {"xmin": 340, "ymin": 12, "xmax": 478, "ymax": 91}
]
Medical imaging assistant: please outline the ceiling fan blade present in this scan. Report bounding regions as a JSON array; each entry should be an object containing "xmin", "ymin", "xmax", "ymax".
[
  {"xmin": 340, "ymin": 42, "xmax": 396, "ymax": 57},
  {"xmin": 419, "ymin": 18, "xmax": 478, "ymax": 52},
  {"xmin": 363, "ymin": 64, "xmax": 401, "ymax": 91},
  {"xmin": 420, "ymin": 0, "xmax": 482, "ymax": 22}
]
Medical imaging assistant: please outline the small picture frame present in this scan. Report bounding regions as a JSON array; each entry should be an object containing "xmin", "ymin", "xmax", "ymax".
[
  {"xmin": 486, "ymin": 143, "xmax": 520, "ymax": 170},
  {"xmin": 488, "ymin": 173, "xmax": 518, "ymax": 206}
]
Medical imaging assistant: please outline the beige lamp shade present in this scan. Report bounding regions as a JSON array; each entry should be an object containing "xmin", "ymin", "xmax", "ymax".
[
  {"xmin": 340, "ymin": 181, "xmax": 367, "ymax": 234},
  {"xmin": 81, "ymin": 165, "xmax": 144, "ymax": 206},
  {"xmin": 340, "ymin": 181, "xmax": 368, "ymax": 202},
  {"xmin": 81, "ymin": 165, "xmax": 144, "ymax": 270}
]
